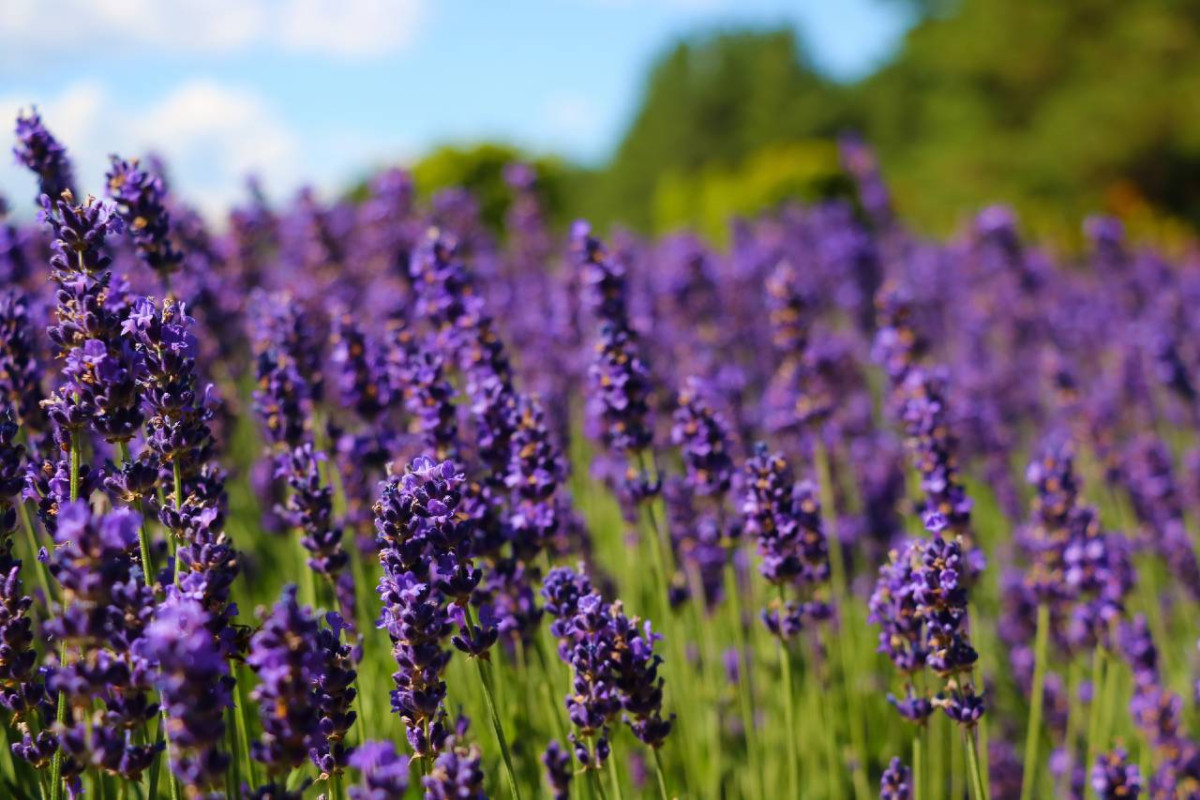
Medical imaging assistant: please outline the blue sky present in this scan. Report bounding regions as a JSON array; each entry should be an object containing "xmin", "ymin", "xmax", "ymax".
[{"xmin": 0, "ymin": 0, "xmax": 912, "ymax": 215}]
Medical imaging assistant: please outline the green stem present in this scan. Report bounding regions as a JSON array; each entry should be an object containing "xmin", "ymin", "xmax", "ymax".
[
  {"xmin": 606, "ymin": 749, "xmax": 625, "ymax": 800},
  {"xmin": 1085, "ymin": 646, "xmax": 1106, "ymax": 789},
  {"xmin": 964, "ymin": 727, "xmax": 988, "ymax": 800},
  {"xmin": 724, "ymin": 565, "xmax": 763, "ymax": 800},
  {"xmin": 652, "ymin": 747, "xmax": 670, "ymax": 800},
  {"xmin": 117, "ymin": 442, "xmax": 157, "ymax": 588},
  {"xmin": 236, "ymin": 663, "xmax": 259, "ymax": 792},
  {"xmin": 913, "ymin": 730, "xmax": 923, "ymax": 800},
  {"xmin": 1019, "ymin": 604, "xmax": 1051, "ymax": 800},
  {"xmin": 815, "ymin": 443, "xmax": 870, "ymax": 800},
  {"xmin": 463, "ymin": 606, "xmax": 522, "ymax": 800},
  {"xmin": 776, "ymin": 597, "xmax": 799, "ymax": 800},
  {"xmin": 50, "ymin": 431, "xmax": 84, "ymax": 800},
  {"xmin": 17, "ymin": 500, "xmax": 54, "ymax": 606}
]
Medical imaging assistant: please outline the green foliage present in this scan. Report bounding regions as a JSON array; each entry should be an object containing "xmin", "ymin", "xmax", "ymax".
[
  {"xmin": 591, "ymin": 28, "xmax": 848, "ymax": 233},
  {"xmin": 651, "ymin": 140, "xmax": 849, "ymax": 244},
  {"xmin": 856, "ymin": 0, "xmax": 1200, "ymax": 234},
  {"xmin": 575, "ymin": 0, "xmax": 1200, "ymax": 240},
  {"xmin": 411, "ymin": 142, "xmax": 579, "ymax": 234}
]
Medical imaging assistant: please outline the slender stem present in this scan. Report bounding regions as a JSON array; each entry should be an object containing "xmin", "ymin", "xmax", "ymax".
[
  {"xmin": 117, "ymin": 442, "xmax": 157, "ymax": 588},
  {"xmin": 775, "ymin": 596, "xmax": 799, "ymax": 800},
  {"xmin": 964, "ymin": 727, "xmax": 988, "ymax": 800},
  {"xmin": 913, "ymin": 730, "xmax": 923, "ymax": 800},
  {"xmin": 1019, "ymin": 604, "xmax": 1051, "ymax": 800},
  {"xmin": 724, "ymin": 564, "xmax": 763, "ymax": 800},
  {"xmin": 815, "ymin": 443, "xmax": 870, "ymax": 800},
  {"xmin": 331, "ymin": 770, "xmax": 342, "ymax": 800},
  {"xmin": 49, "ymin": 431, "xmax": 84, "ymax": 800},
  {"xmin": 17, "ymin": 500, "xmax": 54, "ymax": 606},
  {"xmin": 226, "ymin": 706, "xmax": 242, "ymax": 800},
  {"xmin": 1085, "ymin": 645, "xmax": 1106, "ymax": 788},
  {"xmin": 590, "ymin": 767, "xmax": 609, "ymax": 800},
  {"xmin": 171, "ymin": 460, "xmax": 183, "ymax": 588},
  {"xmin": 606, "ymin": 749, "xmax": 625, "ymax": 800},
  {"xmin": 463, "ymin": 606, "xmax": 522, "ymax": 800},
  {"xmin": 652, "ymin": 747, "xmax": 670, "ymax": 800},
  {"xmin": 236, "ymin": 663, "xmax": 259, "ymax": 791}
]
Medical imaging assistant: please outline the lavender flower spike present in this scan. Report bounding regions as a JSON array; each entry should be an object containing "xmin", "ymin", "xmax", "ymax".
[{"xmin": 14, "ymin": 108, "xmax": 75, "ymax": 200}]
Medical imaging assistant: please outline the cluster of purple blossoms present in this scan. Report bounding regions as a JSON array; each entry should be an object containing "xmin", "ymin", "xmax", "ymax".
[
  {"xmin": 247, "ymin": 585, "xmax": 324, "ymax": 775},
  {"xmin": 106, "ymin": 156, "xmax": 183, "ymax": 279},
  {"xmin": 1115, "ymin": 616, "xmax": 1200, "ymax": 793},
  {"xmin": 44, "ymin": 501, "xmax": 160, "ymax": 782},
  {"xmin": 574, "ymin": 222, "xmax": 659, "ymax": 502},
  {"xmin": 872, "ymin": 280, "xmax": 924, "ymax": 385},
  {"xmin": 40, "ymin": 191, "xmax": 146, "ymax": 442},
  {"xmin": 310, "ymin": 612, "xmax": 358, "ymax": 777},
  {"xmin": 542, "ymin": 566, "xmax": 673, "ymax": 768},
  {"xmin": 0, "ymin": 413, "xmax": 41, "ymax": 718},
  {"xmin": 742, "ymin": 444, "xmax": 831, "ymax": 637},
  {"xmin": 879, "ymin": 756, "xmax": 911, "ymax": 800},
  {"xmin": 388, "ymin": 320, "xmax": 461, "ymax": 461},
  {"xmin": 870, "ymin": 534, "xmax": 984, "ymax": 726},
  {"xmin": 1091, "ymin": 749, "xmax": 1141, "ymax": 799},
  {"xmin": 423, "ymin": 740, "xmax": 486, "ymax": 799},
  {"xmin": 1123, "ymin": 434, "xmax": 1200, "ymax": 602},
  {"xmin": 373, "ymin": 458, "xmax": 487, "ymax": 759},
  {"xmin": 14, "ymin": 108, "xmax": 75, "ymax": 201},
  {"xmin": 895, "ymin": 367, "xmax": 982, "ymax": 571},
  {"xmin": 330, "ymin": 312, "xmax": 391, "ymax": 422},
  {"xmin": 0, "ymin": 290, "xmax": 48, "ymax": 431},
  {"xmin": 505, "ymin": 394, "xmax": 564, "ymax": 560},
  {"xmin": 542, "ymin": 740, "xmax": 573, "ymax": 800},
  {"xmin": 671, "ymin": 377, "xmax": 735, "ymax": 498},
  {"xmin": 276, "ymin": 445, "xmax": 352, "ymax": 602},
  {"xmin": 348, "ymin": 741, "xmax": 410, "ymax": 800},
  {"xmin": 136, "ymin": 589, "xmax": 231, "ymax": 796}
]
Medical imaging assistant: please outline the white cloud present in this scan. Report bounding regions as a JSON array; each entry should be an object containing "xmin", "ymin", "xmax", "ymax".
[
  {"xmin": 0, "ymin": 80, "xmax": 305, "ymax": 218},
  {"xmin": 0, "ymin": 0, "xmax": 425, "ymax": 60}
]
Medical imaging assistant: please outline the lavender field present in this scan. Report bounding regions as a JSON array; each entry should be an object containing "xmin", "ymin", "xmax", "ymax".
[{"xmin": 0, "ymin": 108, "xmax": 1193, "ymax": 800}]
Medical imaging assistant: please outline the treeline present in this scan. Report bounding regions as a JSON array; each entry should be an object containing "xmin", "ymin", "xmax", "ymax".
[{"xmin": 407, "ymin": 0, "xmax": 1200, "ymax": 244}]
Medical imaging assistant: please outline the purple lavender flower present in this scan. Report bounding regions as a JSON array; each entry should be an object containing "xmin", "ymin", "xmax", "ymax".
[
  {"xmin": 587, "ymin": 322, "xmax": 655, "ymax": 457},
  {"xmin": 872, "ymin": 280, "xmax": 924, "ymax": 385},
  {"xmin": 388, "ymin": 322, "xmax": 460, "ymax": 461},
  {"xmin": 765, "ymin": 258, "xmax": 813, "ymax": 355},
  {"xmin": 542, "ymin": 740, "xmax": 572, "ymax": 800},
  {"xmin": 275, "ymin": 443, "xmax": 350, "ymax": 583},
  {"xmin": 610, "ymin": 611, "xmax": 674, "ymax": 748},
  {"xmin": 46, "ymin": 501, "xmax": 160, "ymax": 781},
  {"xmin": 330, "ymin": 311, "xmax": 390, "ymax": 421},
  {"xmin": 422, "ymin": 740, "xmax": 486, "ymax": 800},
  {"xmin": 105, "ymin": 155, "xmax": 182, "ymax": 278},
  {"xmin": 1091, "ymin": 748, "xmax": 1141, "ymax": 799},
  {"xmin": 671, "ymin": 377, "xmax": 735, "ymax": 497},
  {"xmin": 0, "ymin": 289, "xmax": 48, "ymax": 431},
  {"xmin": 40, "ymin": 192, "xmax": 145, "ymax": 442},
  {"xmin": 373, "ymin": 457, "xmax": 480, "ymax": 758},
  {"xmin": 348, "ymin": 741, "xmax": 410, "ymax": 800},
  {"xmin": 310, "ymin": 612, "xmax": 358, "ymax": 777},
  {"xmin": 247, "ymin": 585, "xmax": 323, "ymax": 775},
  {"xmin": 880, "ymin": 756, "xmax": 911, "ymax": 800},
  {"xmin": 0, "ymin": 413, "xmax": 40, "ymax": 717},
  {"xmin": 742, "ymin": 444, "xmax": 830, "ymax": 594},
  {"xmin": 14, "ymin": 109, "xmax": 74, "ymax": 201},
  {"xmin": 505, "ymin": 394, "xmax": 564, "ymax": 560},
  {"xmin": 137, "ymin": 589, "xmax": 231, "ymax": 794},
  {"xmin": 869, "ymin": 539, "xmax": 933, "ymax": 723}
]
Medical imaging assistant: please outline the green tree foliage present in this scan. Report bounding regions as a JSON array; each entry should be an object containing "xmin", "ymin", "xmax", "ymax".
[
  {"xmin": 590, "ymin": 28, "xmax": 848, "ymax": 232},
  {"xmin": 411, "ymin": 142, "xmax": 579, "ymax": 234},
  {"xmin": 588, "ymin": 0, "xmax": 1200, "ymax": 239}
]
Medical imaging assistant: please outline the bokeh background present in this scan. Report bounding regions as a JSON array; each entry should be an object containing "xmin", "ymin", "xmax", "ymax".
[{"xmin": 4, "ymin": 0, "xmax": 1198, "ymax": 245}]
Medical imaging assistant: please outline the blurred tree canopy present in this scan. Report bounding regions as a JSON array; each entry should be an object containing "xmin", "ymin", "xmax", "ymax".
[
  {"xmin": 385, "ymin": 0, "xmax": 1200, "ymax": 245},
  {"xmin": 407, "ymin": 142, "xmax": 578, "ymax": 234},
  {"xmin": 581, "ymin": 0, "xmax": 1200, "ymax": 241}
]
